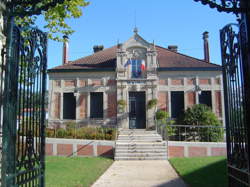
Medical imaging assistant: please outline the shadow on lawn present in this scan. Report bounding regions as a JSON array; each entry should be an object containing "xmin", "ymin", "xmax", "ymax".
[
  {"xmin": 158, "ymin": 159, "xmax": 228, "ymax": 187},
  {"xmin": 67, "ymin": 141, "xmax": 114, "ymax": 159}
]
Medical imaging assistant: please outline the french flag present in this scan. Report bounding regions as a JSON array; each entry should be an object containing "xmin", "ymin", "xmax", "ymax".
[
  {"xmin": 124, "ymin": 59, "xmax": 132, "ymax": 67},
  {"xmin": 141, "ymin": 60, "xmax": 146, "ymax": 71}
]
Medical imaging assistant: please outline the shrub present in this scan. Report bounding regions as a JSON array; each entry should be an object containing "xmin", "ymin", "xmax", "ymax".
[
  {"xmin": 156, "ymin": 110, "xmax": 168, "ymax": 120},
  {"xmin": 180, "ymin": 104, "xmax": 223, "ymax": 142},
  {"xmin": 56, "ymin": 128, "xmax": 67, "ymax": 138},
  {"xmin": 156, "ymin": 110, "xmax": 175, "ymax": 137},
  {"xmin": 45, "ymin": 128, "xmax": 55, "ymax": 137},
  {"xmin": 46, "ymin": 126, "xmax": 116, "ymax": 140}
]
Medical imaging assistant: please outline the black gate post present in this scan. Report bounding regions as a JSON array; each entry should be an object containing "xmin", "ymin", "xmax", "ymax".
[
  {"xmin": 1, "ymin": 15, "xmax": 48, "ymax": 186},
  {"xmin": 239, "ymin": 1, "xmax": 250, "ymax": 184},
  {"xmin": 1, "ymin": 15, "xmax": 20, "ymax": 186}
]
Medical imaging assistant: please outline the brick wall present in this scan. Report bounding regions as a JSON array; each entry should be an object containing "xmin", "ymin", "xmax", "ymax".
[
  {"xmin": 168, "ymin": 141, "xmax": 226, "ymax": 158},
  {"xmin": 187, "ymin": 78, "xmax": 195, "ymax": 85},
  {"xmin": 199, "ymin": 78, "xmax": 211, "ymax": 85},
  {"xmin": 159, "ymin": 79, "xmax": 167, "ymax": 85},
  {"xmin": 158, "ymin": 92, "xmax": 168, "ymax": 111},
  {"xmin": 171, "ymin": 79, "xmax": 183, "ymax": 85},
  {"xmin": 45, "ymin": 138, "xmax": 114, "ymax": 157},
  {"xmin": 92, "ymin": 79, "xmax": 102, "ymax": 86},
  {"xmin": 107, "ymin": 79, "xmax": 116, "ymax": 86},
  {"xmin": 107, "ymin": 92, "xmax": 117, "ymax": 118},
  {"xmin": 45, "ymin": 139, "xmax": 226, "ymax": 158},
  {"xmin": 187, "ymin": 92, "xmax": 196, "ymax": 108}
]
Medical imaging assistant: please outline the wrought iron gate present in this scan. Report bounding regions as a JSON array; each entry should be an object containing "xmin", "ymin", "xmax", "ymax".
[
  {"xmin": 1, "ymin": 20, "xmax": 47, "ymax": 186},
  {"xmin": 221, "ymin": 22, "xmax": 250, "ymax": 186}
]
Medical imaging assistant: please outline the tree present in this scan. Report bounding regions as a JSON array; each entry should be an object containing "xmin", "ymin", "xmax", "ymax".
[{"xmin": 4, "ymin": 0, "xmax": 89, "ymax": 41}]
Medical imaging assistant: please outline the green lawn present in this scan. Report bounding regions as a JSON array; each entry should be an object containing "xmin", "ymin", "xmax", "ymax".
[
  {"xmin": 169, "ymin": 156, "xmax": 227, "ymax": 187},
  {"xmin": 45, "ymin": 156, "xmax": 113, "ymax": 187}
]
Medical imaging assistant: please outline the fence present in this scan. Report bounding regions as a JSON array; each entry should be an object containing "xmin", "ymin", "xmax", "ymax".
[{"xmin": 156, "ymin": 121, "xmax": 226, "ymax": 142}]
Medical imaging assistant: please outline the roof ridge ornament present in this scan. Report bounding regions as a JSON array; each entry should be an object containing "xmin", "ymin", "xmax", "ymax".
[{"xmin": 133, "ymin": 27, "xmax": 138, "ymax": 35}]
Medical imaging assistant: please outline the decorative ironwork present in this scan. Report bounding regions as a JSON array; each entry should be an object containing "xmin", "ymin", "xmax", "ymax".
[
  {"xmin": 4, "ymin": 0, "xmax": 65, "ymax": 17},
  {"xmin": 2, "ymin": 20, "xmax": 47, "ymax": 186},
  {"xmin": 220, "ymin": 23, "xmax": 250, "ymax": 186},
  {"xmin": 193, "ymin": 0, "xmax": 246, "ymax": 14}
]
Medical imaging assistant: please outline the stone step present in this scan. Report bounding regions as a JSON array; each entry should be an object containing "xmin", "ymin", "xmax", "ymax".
[
  {"xmin": 119, "ymin": 130, "xmax": 158, "ymax": 135},
  {"xmin": 115, "ymin": 129, "xmax": 167, "ymax": 161},
  {"xmin": 118, "ymin": 135, "xmax": 162, "ymax": 139},
  {"xmin": 115, "ymin": 156, "xmax": 167, "ymax": 161},
  {"xmin": 115, "ymin": 152, "xmax": 167, "ymax": 157},
  {"xmin": 115, "ymin": 150, "xmax": 167, "ymax": 157},
  {"xmin": 116, "ymin": 140, "xmax": 162, "ymax": 143},
  {"xmin": 116, "ymin": 149, "xmax": 167, "ymax": 153},
  {"xmin": 118, "ymin": 134, "xmax": 161, "ymax": 137},
  {"xmin": 116, "ymin": 146, "xmax": 166, "ymax": 151},
  {"xmin": 116, "ymin": 142, "xmax": 166, "ymax": 146},
  {"xmin": 115, "ymin": 149, "xmax": 167, "ymax": 153},
  {"xmin": 117, "ymin": 139, "xmax": 162, "ymax": 142}
]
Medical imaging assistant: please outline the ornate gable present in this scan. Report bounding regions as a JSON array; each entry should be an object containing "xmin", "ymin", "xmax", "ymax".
[{"xmin": 116, "ymin": 28, "xmax": 157, "ymax": 80}]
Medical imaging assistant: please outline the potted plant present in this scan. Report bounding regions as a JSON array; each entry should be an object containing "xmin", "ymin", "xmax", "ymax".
[
  {"xmin": 147, "ymin": 99, "xmax": 157, "ymax": 110},
  {"xmin": 117, "ymin": 99, "xmax": 126, "ymax": 113}
]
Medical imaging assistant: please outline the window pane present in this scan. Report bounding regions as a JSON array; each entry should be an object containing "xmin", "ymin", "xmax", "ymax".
[
  {"xmin": 199, "ymin": 91, "xmax": 212, "ymax": 108},
  {"xmin": 131, "ymin": 59, "xmax": 142, "ymax": 78},
  {"xmin": 90, "ymin": 92, "xmax": 103, "ymax": 118},
  {"xmin": 63, "ymin": 93, "xmax": 76, "ymax": 119}
]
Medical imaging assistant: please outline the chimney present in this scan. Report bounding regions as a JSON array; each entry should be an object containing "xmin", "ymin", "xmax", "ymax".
[
  {"xmin": 168, "ymin": 45, "xmax": 178, "ymax": 52},
  {"xmin": 93, "ymin": 45, "xmax": 104, "ymax": 53},
  {"xmin": 203, "ymin": 31, "xmax": 210, "ymax": 63},
  {"xmin": 62, "ymin": 35, "xmax": 69, "ymax": 64}
]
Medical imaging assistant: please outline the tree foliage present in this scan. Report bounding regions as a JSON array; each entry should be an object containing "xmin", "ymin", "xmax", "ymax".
[
  {"xmin": 180, "ymin": 104, "xmax": 224, "ymax": 142},
  {"xmin": 155, "ymin": 110, "xmax": 175, "ymax": 136},
  {"xmin": 5, "ymin": 0, "xmax": 89, "ymax": 41}
]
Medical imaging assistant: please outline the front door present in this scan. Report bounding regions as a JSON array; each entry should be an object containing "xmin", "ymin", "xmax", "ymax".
[{"xmin": 129, "ymin": 92, "xmax": 146, "ymax": 129}]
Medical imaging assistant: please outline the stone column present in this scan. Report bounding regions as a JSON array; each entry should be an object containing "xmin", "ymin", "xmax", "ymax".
[
  {"xmin": 75, "ymin": 93, "xmax": 80, "ymax": 121},
  {"xmin": 60, "ymin": 91, "xmax": 63, "ymax": 121},
  {"xmin": 211, "ymin": 77, "xmax": 216, "ymax": 113},
  {"xmin": 184, "ymin": 78, "xmax": 188, "ymax": 110},
  {"xmin": 220, "ymin": 75, "xmax": 225, "ymax": 126},
  {"xmin": 103, "ymin": 92, "xmax": 108, "ymax": 121},
  {"xmin": 195, "ymin": 76, "xmax": 199, "ymax": 104}
]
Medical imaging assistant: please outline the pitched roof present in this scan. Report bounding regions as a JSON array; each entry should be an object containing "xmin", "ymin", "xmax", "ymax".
[{"xmin": 48, "ymin": 45, "xmax": 221, "ymax": 72}]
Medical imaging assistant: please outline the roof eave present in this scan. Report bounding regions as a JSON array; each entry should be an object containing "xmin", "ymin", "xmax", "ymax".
[
  {"xmin": 157, "ymin": 67, "xmax": 222, "ymax": 71},
  {"xmin": 47, "ymin": 67, "xmax": 116, "ymax": 73}
]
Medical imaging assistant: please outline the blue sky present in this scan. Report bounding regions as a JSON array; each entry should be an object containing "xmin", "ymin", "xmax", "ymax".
[{"xmin": 39, "ymin": 0, "xmax": 237, "ymax": 69}]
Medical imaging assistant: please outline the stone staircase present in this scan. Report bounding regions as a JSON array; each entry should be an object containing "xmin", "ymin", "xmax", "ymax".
[{"xmin": 115, "ymin": 129, "xmax": 167, "ymax": 160}]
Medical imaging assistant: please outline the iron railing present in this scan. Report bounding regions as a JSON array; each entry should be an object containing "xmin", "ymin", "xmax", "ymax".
[{"xmin": 156, "ymin": 121, "xmax": 225, "ymax": 142}]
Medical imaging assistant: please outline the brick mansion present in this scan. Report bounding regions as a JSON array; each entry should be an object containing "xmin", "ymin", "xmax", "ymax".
[{"xmin": 48, "ymin": 28, "xmax": 224, "ymax": 129}]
